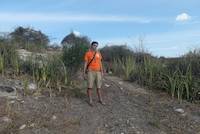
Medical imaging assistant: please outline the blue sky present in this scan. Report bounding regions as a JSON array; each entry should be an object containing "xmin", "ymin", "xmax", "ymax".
[{"xmin": 0, "ymin": 0, "xmax": 200, "ymax": 57}]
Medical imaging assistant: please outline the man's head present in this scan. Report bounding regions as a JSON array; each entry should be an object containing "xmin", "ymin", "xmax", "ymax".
[{"xmin": 90, "ymin": 41, "xmax": 98, "ymax": 51}]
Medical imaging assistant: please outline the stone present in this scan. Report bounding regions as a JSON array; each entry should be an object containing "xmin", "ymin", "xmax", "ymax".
[
  {"xmin": 30, "ymin": 123, "xmax": 35, "ymax": 127},
  {"xmin": 0, "ymin": 85, "xmax": 17, "ymax": 98},
  {"xmin": 104, "ymin": 124, "xmax": 108, "ymax": 128},
  {"xmin": 19, "ymin": 124, "xmax": 26, "ymax": 130},
  {"xmin": 181, "ymin": 113, "xmax": 187, "ymax": 116},
  {"xmin": 118, "ymin": 82, "xmax": 123, "ymax": 85},
  {"xmin": 126, "ymin": 120, "xmax": 129, "ymax": 124},
  {"xmin": 1, "ymin": 116, "xmax": 12, "ymax": 123},
  {"xmin": 10, "ymin": 100, "xmax": 15, "ymax": 104},
  {"xmin": 175, "ymin": 108, "xmax": 184, "ymax": 114},
  {"xmin": 0, "ymin": 85, "xmax": 15, "ymax": 93},
  {"xmin": 104, "ymin": 84, "xmax": 110, "ymax": 88},
  {"xmin": 52, "ymin": 115, "xmax": 57, "ymax": 120},
  {"xmin": 28, "ymin": 83, "xmax": 37, "ymax": 90}
]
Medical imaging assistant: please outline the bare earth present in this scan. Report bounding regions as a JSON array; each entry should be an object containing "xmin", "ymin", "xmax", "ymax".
[{"xmin": 0, "ymin": 75, "xmax": 200, "ymax": 134}]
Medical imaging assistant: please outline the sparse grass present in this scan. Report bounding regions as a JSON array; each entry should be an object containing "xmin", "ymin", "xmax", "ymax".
[
  {"xmin": 5, "ymin": 99, "xmax": 12, "ymax": 117},
  {"xmin": 69, "ymin": 87, "xmax": 86, "ymax": 99},
  {"xmin": 23, "ymin": 78, "xmax": 29, "ymax": 96},
  {"xmin": 148, "ymin": 120, "xmax": 160, "ymax": 129}
]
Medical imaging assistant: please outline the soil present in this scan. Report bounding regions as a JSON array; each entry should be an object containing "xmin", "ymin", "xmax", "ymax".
[{"xmin": 0, "ymin": 75, "xmax": 200, "ymax": 134}]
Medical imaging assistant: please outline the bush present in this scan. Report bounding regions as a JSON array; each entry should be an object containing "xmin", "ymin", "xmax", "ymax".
[{"xmin": 61, "ymin": 33, "xmax": 90, "ymax": 74}]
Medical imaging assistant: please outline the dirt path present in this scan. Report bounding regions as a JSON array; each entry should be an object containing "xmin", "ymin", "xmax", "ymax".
[{"xmin": 0, "ymin": 75, "xmax": 200, "ymax": 134}]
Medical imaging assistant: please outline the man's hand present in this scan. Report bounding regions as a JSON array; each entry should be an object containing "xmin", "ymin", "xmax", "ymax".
[
  {"xmin": 83, "ymin": 72, "xmax": 87, "ymax": 80},
  {"xmin": 101, "ymin": 71, "xmax": 104, "ymax": 77}
]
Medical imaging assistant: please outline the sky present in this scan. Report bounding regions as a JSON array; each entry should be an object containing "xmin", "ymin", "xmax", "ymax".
[{"xmin": 0, "ymin": 0, "xmax": 200, "ymax": 57}]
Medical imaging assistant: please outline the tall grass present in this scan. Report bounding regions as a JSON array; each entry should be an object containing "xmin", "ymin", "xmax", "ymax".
[
  {"xmin": 112, "ymin": 49, "xmax": 200, "ymax": 102},
  {"xmin": 23, "ymin": 54, "xmax": 69, "ymax": 89},
  {"xmin": 0, "ymin": 41, "xmax": 19, "ymax": 76},
  {"xmin": 45, "ymin": 55, "xmax": 68, "ymax": 88},
  {"xmin": 122, "ymin": 56, "xmax": 136, "ymax": 80},
  {"xmin": 130, "ymin": 56, "xmax": 163, "ymax": 88},
  {"xmin": 12, "ymin": 55, "xmax": 20, "ymax": 76},
  {"xmin": 162, "ymin": 64, "xmax": 193, "ymax": 101},
  {"xmin": 112, "ymin": 56, "xmax": 136, "ymax": 80},
  {"xmin": 0, "ymin": 38, "xmax": 69, "ymax": 90},
  {"xmin": 0, "ymin": 55, "xmax": 4, "ymax": 75},
  {"xmin": 112, "ymin": 58, "xmax": 123, "ymax": 77}
]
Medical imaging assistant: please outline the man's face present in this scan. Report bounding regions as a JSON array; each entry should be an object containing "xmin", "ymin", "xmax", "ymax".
[{"xmin": 91, "ymin": 43, "xmax": 98, "ymax": 50}]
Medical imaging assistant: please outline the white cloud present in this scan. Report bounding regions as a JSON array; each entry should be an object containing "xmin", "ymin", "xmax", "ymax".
[
  {"xmin": 176, "ymin": 13, "xmax": 191, "ymax": 22},
  {"xmin": 72, "ymin": 30, "xmax": 81, "ymax": 37},
  {"xmin": 0, "ymin": 12, "xmax": 152, "ymax": 23}
]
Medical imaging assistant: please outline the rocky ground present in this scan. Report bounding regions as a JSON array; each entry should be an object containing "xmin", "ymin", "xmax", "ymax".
[{"xmin": 0, "ymin": 75, "xmax": 200, "ymax": 134}]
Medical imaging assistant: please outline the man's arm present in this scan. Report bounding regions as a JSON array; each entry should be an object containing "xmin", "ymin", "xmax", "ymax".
[
  {"xmin": 100, "ymin": 58, "xmax": 104, "ymax": 76},
  {"xmin": 84, "ymin": 61, "xmax": 88, "ymax": 74},
  {"xmin": 83, "ymin": 61, "xmax": 88, "ymax": 80}
]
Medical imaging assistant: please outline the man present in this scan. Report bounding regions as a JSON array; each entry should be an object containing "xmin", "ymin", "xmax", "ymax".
[{"xmin": 83, "ymin": 41, "xmax": 105, "ymax": 106}]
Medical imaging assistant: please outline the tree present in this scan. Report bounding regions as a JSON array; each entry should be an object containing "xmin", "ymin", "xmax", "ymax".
[
  {"xmin": 100, "ymin": 45, "xmax": 133, "ymax": 62},
  {"xmin": 61, "ymin": 32, "xmax": 90, "ymax": 48},
  {"xmin": 10, "ymin": 26, "xmax": 49, "ymax": 51},
  {"xmin": 61, "ymin": 32, "xmax": 90, "ymax": 73}
]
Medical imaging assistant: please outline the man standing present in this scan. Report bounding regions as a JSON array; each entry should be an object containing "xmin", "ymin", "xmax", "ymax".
[{"xmin": 83, "ymin": 41, "xmax": 105, "ymax": 106}]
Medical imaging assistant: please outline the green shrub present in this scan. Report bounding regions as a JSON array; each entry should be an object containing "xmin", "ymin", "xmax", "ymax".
[{"xmin": 62, "ymin": 42, "xmax": 89, "ymax": 74}]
